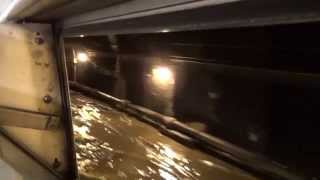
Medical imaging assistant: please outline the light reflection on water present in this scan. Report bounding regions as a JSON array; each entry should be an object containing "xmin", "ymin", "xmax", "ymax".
[{"xmin": 70, "ymin": 91, "xmax": 258, "ymax": 180}]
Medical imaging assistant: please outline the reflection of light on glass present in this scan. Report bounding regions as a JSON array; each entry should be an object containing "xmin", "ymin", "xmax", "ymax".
[
  {"xmin": 152, "ymin": 66, "xmax": 174, "ymax": 86},
  {"xmin": 77, "ymin": 52, "xmax": 89, "ymax": 62},
  {"xmin": 80, "ymin": 34, "xmax": 85, "ymax": 38}
]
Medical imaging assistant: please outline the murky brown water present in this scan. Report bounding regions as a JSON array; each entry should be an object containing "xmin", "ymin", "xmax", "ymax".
[{"xmin": 70, "ymin": 91, "xmax": 259, "ymax": 180}]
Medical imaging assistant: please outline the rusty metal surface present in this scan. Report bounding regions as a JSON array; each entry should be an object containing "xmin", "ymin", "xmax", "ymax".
[
  {"xmin": 0, "ymin": 23, "xmax": 71, "ymax": 178},
  {"xmin": 0, "ymin": 106, "xmax": 59, "ymax": 130},
  {"xmin": 0, "ymin": 23, "xmax": 61, "ymax": 115},
  {"xmin": 71, "ymin": 91, "xmax": 258, "ymax": 180},
  {"xmin": 0, "ymin": 130, "xmax": 59, "ymax": 180}
]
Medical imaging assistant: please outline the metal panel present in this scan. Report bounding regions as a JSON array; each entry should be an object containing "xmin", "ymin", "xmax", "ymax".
[
  {"xmin": 5, "ymin": 0, "xmax": 128, "ymax": 22},
  {"xmin": 0, "ymin": 23, "xmax": 73, "ymax": 178},
  {"xmin": 0, "ymin": 106, "xmax": 59, "ymax": 129},
  {"xmin": 31, "ymin": 0, "xmax": 128, "ymax": 20},
  {"xmin": 0, "ymin": 23, "xmax": 61, "ymax": 115},
  {"xmin": 0, "ymin": 130, "xmax": 59, "ymax": 180},
  {"xmin": 7, "ymin": 0, "xmax": 68, "ymax": 21}
]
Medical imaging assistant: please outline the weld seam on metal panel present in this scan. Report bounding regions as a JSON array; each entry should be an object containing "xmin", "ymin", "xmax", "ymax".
[
  {"xmin": 0, "ymin": 105, "xmax": 59, "ymax": 117},
  {"xmin": 0, "ymin": 106, "xmax": 59, "ymax": 129}
]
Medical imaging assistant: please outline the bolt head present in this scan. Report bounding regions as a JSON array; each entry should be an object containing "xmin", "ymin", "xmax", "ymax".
[
  {"xmin": 43, "ymin": 95, "xmax": 52, "ymax": 103},
  {"xmin": 35, "ymin": 37, "xmax": 44, "ymax": 45}
]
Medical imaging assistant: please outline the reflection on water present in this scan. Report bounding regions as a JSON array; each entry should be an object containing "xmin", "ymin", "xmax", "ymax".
[{"xmin": 70, "ymin": 91, "xmax": 258, "ymax": 180}]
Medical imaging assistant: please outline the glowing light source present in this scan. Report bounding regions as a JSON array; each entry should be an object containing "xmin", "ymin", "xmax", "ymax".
[
  {"xmin": 80, "ymin": 34, "xmax": 85, "ymax": 38},
  {"xmin": 77, "ymin": 52, "xmax": 89, "ymax": 63},
  {"xmin": 161, "ymin": 29, "xmax": 170, "ymax": 33},
  {"xmin": 152, "ymin": 66, "xmax": 174, "ymax": 86}
]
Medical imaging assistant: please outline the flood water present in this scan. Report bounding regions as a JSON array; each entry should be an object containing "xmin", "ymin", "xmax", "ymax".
[{"xmin": 70, "ymin": 91, "xmax": 258, "ymax": 180}]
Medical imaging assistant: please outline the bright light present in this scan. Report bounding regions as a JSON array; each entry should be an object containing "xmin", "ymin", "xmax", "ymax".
[
  {"xmin": 161, "ymin": 29, "xmax": 170, "ymax": 33},
  {"xmin": 0, "ymin": 0, "xmax": 22, "ymax": 22},
  {"xmin": 77, "ymin": 52, "xmax": 89, "ymax": 62},
  {"xmin": 80, "ymin": 34, "xmax": 85, "ymax": 38},
  {"xmin": 152, "ymin": 66, "xmax": 174, "ymax": 86}
]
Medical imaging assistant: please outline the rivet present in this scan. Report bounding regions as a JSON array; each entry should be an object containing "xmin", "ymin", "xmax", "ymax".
[
  {"xmin": 43, "ymin": 95, "xmax": 52, "ymax": 103},
  {"xmin": 35, "ymin": 37, "xmax": 44, "ymax": 45}
]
